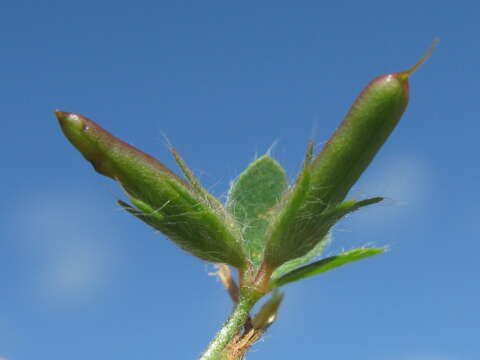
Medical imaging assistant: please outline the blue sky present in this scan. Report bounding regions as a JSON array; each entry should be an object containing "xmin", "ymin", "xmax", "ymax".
[{"xmin": 1, "ymin": 1, "xmax": 478, "ymax": 359}]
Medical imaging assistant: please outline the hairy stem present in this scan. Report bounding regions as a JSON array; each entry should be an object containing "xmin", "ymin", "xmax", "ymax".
[{"xmin": 200, "ymin": 293, "xmax": 259, "ymax": 360}]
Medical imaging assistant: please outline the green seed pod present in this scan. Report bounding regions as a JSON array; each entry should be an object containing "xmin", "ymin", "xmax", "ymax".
[
  {"xmin": 263, "ymin": 41, "xmax": 437, "ymax": 270},
  {"xmin": 56, "ymin": 111, "xmax": 245, "ymax": 268},
  {"xmin": 55, "ymin": 111, "xmax": 185, "ymax": 204},
  {"xmin": 309, "ymin": 40, "xmax": 438, "ymax": 208}
]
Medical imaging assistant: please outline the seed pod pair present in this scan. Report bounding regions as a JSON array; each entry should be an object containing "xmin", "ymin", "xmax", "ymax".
[{"xmin": 56, "ymin": 42, "xmax": 436, "ymax": 287}]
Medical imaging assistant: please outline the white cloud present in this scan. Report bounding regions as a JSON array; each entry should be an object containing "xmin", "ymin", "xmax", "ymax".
[
  {"xmin": 35, "ymin": 234, "xmax": 111, "ymax": 308},
  {"xmin": 357, "ymin": 154, "xmax": 431, "ymax": 204},
  {"xmin": 345, "ymin": 153, "xmax": 432, "ymax": 229},
  {"xmin": 9, "ymin": 187, "xmax": 123, "ymax": 309}
]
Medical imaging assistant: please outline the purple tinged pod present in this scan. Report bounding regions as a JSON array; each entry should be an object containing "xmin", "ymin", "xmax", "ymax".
[
  {"xmin": 263, "ymin": 41, "xmax": 437, "ymax": 270},
  {"xmin": 56, "ymin": 111, "xmax": 245, "ymax": 268},
  {"xmin": 55, "ymin": 111, "xmax": 184, "ymax": 197},
  {"xmin": 308, "ymin": 41, "xmax": 438, "ymax": 208}
]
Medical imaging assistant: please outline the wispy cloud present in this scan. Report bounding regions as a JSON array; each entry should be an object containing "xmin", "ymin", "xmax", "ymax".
[
  {"xmin": 34, "ymin": 233, "xmax": 112, "ymax": 308},
  {"xmin": 345, "ymin": 153, "xmax": 432, "ymax": 229},
  {"xmin": 9, "ymin": 186, "xmax": 124, "ymax": 309},
  {"xmin": 374, "ymin": 156, "xmax": 430, "ymax": 204}
]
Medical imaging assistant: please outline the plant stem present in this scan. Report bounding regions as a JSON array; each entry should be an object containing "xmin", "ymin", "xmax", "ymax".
[{"xmin": 200, "ymin": 293, "xmax": 258, "ymax": 360}]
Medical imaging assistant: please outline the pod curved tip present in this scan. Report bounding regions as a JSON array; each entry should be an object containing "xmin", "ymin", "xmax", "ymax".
[{"xmin": 399, "ymin": 38, "xmax": 439, "ymax": 80}]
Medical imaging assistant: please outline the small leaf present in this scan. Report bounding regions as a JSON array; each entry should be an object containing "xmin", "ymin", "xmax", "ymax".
[
  {"xmin": 263, "ymin": 144, "xmax": 314, "ymax": 269},
  {"xmin": 272, "ymin": 248, "xmax": 385, "ymax": 288},
  {"xmin": 252, "ymin": 290, "xmax": 284, "ymax": 330},
  {"xmin": 171, "ymin": 147, "xmax": 225, "ymax": 211},
  {"xmin": 271, "ymin": 232, "xmax": 331, "ymax": 281},
  {"xmin": 227, "ymin": 155, "xmax": 288, "ymax": 268},
  {"xmin": 118, "ymin": 193, "xmax": 246, "ymax": 266},
  {"xmin": 118, "ymin": 199, "xmax": 164, "ymax": 226},
  {"xmin": 263, "ymin": 141, "xmax": 383, "ymax": 269}
]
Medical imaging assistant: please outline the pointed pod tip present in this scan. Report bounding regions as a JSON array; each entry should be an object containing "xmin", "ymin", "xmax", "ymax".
[
  {"xmin": 54, "ymin": 110, "xmax": 68, "ymax": 121},
  {"xmin": 54, "ymin": 110, "xmax": 84, "ymax": 131},
  {"xmin": 398, "ymin": 38, "xmax": 439, "ymax": 81}
]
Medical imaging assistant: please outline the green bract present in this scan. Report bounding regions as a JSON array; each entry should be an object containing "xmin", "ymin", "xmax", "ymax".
[
  {"xmin": 227, "ymin": 155, "xmax": 288, "ymax": 270},
  {"xmin": 271, "ymin": 248, "xmax": 386, "ymax": 288}
]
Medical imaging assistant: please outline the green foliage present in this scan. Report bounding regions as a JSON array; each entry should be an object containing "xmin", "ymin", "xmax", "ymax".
[
  {"xmin": 56, "ymin": 42, "xmax": 436, "ymax": 360},
  {"xmin": 55, "ymin": 104, "xmax": 389, "ymax": 284},
  {"xmin": 227, "ymin": 155, "xmax": 288, "ymax": 269},
  {"xmin": 171, "ymin": 147, "xmax": 227, "ymax": 213},
  {"xmin": 264, "ymin": 187, "xmax": 384, "ymax": 269},
  {"xmin": 272, "ymin": 233, "xmax": 331, "ymax": 281},
  {"xmin": 252, "ymin": 290, "xmax": 284, "ymax": 330},
  {"xmin": 271, "ymin": 248, "xmax": 386, "ymax": 288},
  {"xmin": 262, "ymin": 142, "xmax": 315, "ymax": 269},
  {"xmin": 262, "ymin": 136, "xmax": 384, "ymax": 270}
]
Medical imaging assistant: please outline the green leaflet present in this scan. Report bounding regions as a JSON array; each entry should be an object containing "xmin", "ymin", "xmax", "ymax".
[
  {"xmin": 118, "ymin": 199, "xmax": 163, "ymax": 230},
  {"xmin": 171, "ymin": 147, "xmax": 225, "ymax": 212},
  {"xmin": 252, "ymin": 290, "xmax": 284, "ymax": 330},
  {"xmin": 271, "ymin": 232, "xmax": 331, "ymax": 281},
  {"xmin": 57, "ymin": 111, "xmax": 245, "ymax": 268},
  {"xmin": 264, "ymin": 152, "xmax": 384, "ymax": 269},
  {"xmin": 118, "ymin": 191, "xmax": 245, "ymax": 267},
  {"xmin": 263, "ymin": 144, "xmax": 314, "ymax": 270},
  {"xmin": 227, "ymin": 155, "xmax": 288, "ymax": 268},
  {"xmin": 271, "ymin": 248, "xmax": 385, "ymax": 288}
]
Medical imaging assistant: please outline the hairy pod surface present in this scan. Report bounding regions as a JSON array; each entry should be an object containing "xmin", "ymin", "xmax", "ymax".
[
  {"xmin": 263, "ymin": 42, "xmax": 437, "ymax": 270},
  {"xmin": 309, "ymin": 41, "xmax": 437, "ymax": 210},
  {"xmin": 309, "ymin": 73, "xmax": 409, "ymax": 207},
  {"xmin": 56, "ymin": 111, "xmax": 245, "ymax": 267},
  {"xmin": 56, "ymin": 111, "xmax": 185, "ymax": 204}
]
